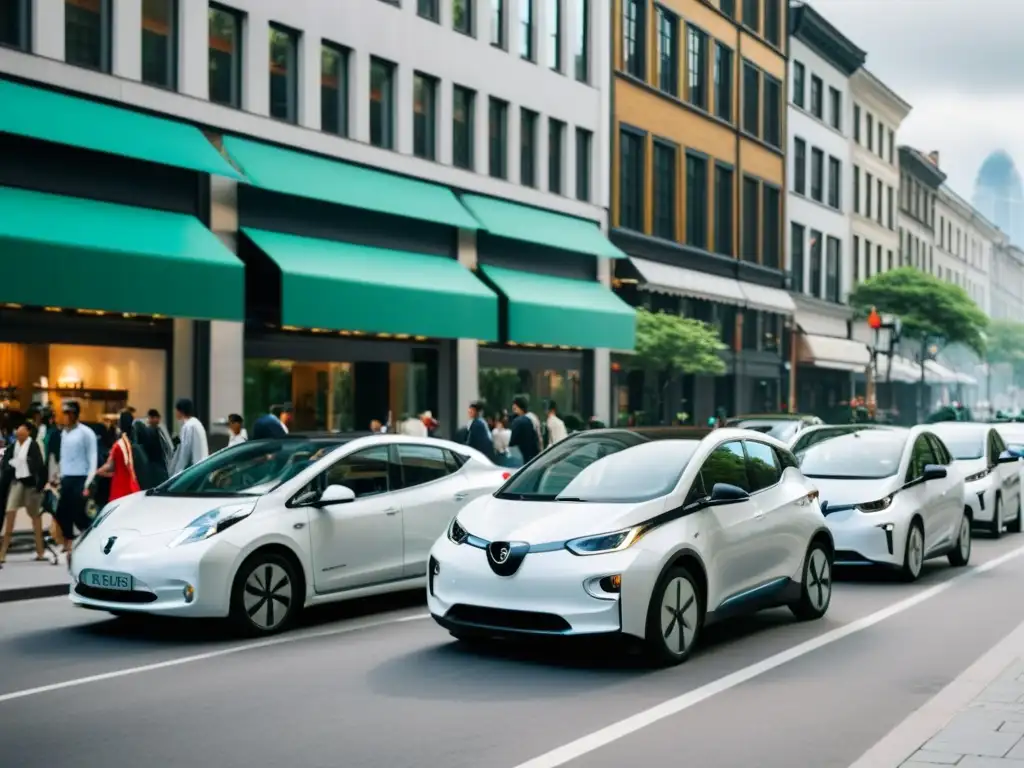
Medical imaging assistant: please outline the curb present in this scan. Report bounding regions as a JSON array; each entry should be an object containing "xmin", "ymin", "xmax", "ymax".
[{"xmin": 0, "ymin": 584, "xmax": 70, "ymax": 603}]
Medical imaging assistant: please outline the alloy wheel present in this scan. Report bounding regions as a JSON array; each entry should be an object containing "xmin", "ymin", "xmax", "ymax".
[
  {"xmin": 243, "ymin": 562, "xmax": 293, "ymax": 631},
  {"xmin": 959, "ymin": 516, "xmax": 971, "ymax": 560},
  {"xmin": 660, "ymin": 576, "xmax": 699, "ymax": 655},
  {"xmin": 907, "ymin": 525, "xmax": 924, "ymax": 578},
  {"xmin": 806, "ymin": 548, "xmax": 832, "ymax": 613}
]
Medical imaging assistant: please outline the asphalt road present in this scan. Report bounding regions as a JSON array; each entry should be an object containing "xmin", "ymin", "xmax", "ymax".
[{"xmin": 3, "ymin": 536, "xmax": 1024, "ymax": 768}]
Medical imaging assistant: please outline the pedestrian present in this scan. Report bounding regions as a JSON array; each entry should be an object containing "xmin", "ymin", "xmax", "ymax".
[
  {"xmin": 55, "ymin": 401, "xmax": 97, "ymax": 568},
  {"xmin": 146, "ymin": 408, "xmax": 175, "ymax": 467},
  {"xmin": 227, "ymin": 413, "xmax": 248, "ymax": 446},
  {"xmin": 0, "ymin": 422, "xmax": 48, "ymax": 564},
  {"xmin": 95, "ymin": 410, "xmax": 141, "ymax": 502},
  {"xmin": 545, "ymin": 402, "xmax": 568, "ymax": 446},
  {"xmin": 168, "ymin": 398, "xmax": 209, "ymax": 477},
  {"xmin": 398, "ymin": 412, "xmax": 428, "ymax": 436},
  {"xmin": 252, "ymin": 403, "xmax": 291, "ymax": 440},
  {"xmin": 508, "ymin": 395, "xmax": 543, "ymax": 467},
  {"xmin": 491, "ymin": 411, "xmax": 511, "ymax": 464},
  {"xmin": 369, "ymin": 418, "xmax": 388, "ymax": 434},
  {"xmin": 464, "ymin": 401, "xmax": 494, "ymax": 460}
]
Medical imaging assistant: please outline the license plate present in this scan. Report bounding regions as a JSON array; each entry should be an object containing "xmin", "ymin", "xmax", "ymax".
[{"xmin": 82, "ymin": 570, "xmax": 133, "ymax": 591}]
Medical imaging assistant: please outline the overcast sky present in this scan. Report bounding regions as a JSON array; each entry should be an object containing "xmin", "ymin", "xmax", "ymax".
[{"xmin": 808, "ymin": 0, "xmax": 1024, "ymax": 200}]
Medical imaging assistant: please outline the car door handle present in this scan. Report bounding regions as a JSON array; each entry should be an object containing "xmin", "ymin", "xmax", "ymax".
[
  {"xmin": 384, "ymin": 508, "xmax": 400, "ymax": 516},
  {"xmin": 453, "ymin": 493, "xmax": 468, "ymax": 502}
]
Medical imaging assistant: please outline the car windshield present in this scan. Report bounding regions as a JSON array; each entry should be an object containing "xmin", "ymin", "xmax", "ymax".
[
  {"xmin": 798, "ymin": 432, "xmax": 906, "ymax": 479},
  {"xmin": 496, "ymin": 432, "xmax": 700, "ymax": 502},
  {"xmin": 151, "ymin": 439, "xmax": 347, "ymax": 496},
  {"xmin": 929, "ymin": 430, "xmax": 984, "ymax": 460},
  {"xmin": 732, "ymin": 419, "xmax": 801, "ymax": 442}
]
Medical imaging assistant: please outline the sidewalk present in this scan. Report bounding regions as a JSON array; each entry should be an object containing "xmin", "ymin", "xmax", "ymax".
[
  {"xmin": 0, "ymin": 548, "xmax": 70, "ymax": 603},
  {"xmin": 850, "ymin": 620, "xmax": 1024, "ymax": 767}
]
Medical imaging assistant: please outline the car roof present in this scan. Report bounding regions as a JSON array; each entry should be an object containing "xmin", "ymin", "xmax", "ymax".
[
  {"xmin": 727, "ymin": 413, "xmax": 816, "ymax": 422},
  {"xmin": 927, "ymin": 421, "xmax": 990, "ymax": 434}
]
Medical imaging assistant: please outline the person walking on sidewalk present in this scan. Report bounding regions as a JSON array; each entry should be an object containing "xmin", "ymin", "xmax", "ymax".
[
  {"xmin": 465, "ymin": 401, "xmax": 495, "ymax": 462},
  {"xmin": 169, "ymin": 398, "xmax": 209, "ymax": 477},
  {"xmin": 227, "ymin": 414, "xmax": 248, "ymax": 446},
  {"xmin": 545, "ymin": 402, "xmax": 568, "ymax": 447},
  {"xmin": 252, "ymin": 403, "xmax": 292, "ymax": 440},
  {"xmin": 55, "ymin": 401, "xmax": 97, "ymax": 567},
  {"xmin": 508, "ymin": 395, "xmax": 543, "ymax": 467},
  {"xmin": 95, "ymin": 411, "xmax": 141, "ymax": 502},
  {"xmin": 0, "ymin": 423, "xmax": 48, "ymax": 565}
]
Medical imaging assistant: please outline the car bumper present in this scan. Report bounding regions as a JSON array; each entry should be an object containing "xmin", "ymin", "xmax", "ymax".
[
  {"xmin": 69, "ymin": 529, "xmax": 240, "ymax": 618},
  {"xmin": 824, "ymin": 508, "xmax": 906, "ymax": 567},
  {"xmin": 964, "ymin": 478, "xmax": 996, "ymax": 524},
  {"xmin": 426, "ymin": 537, "xmax": 638, "ymax": 637}
]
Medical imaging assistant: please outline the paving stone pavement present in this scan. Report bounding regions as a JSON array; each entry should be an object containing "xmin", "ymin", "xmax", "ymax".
[{"xmin": 900, "ymin": 659, "xmax": 1024, "ymax": 766}]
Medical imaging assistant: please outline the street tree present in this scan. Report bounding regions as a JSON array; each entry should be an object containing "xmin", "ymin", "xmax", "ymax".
[{"xmin": 986, "ymin": 319, "xmax": 1024, "ymax": 384}]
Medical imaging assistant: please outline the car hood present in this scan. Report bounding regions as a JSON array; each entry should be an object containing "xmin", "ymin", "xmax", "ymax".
[
  {"xmin": 456, "ymin": 494, "xmax": 668, "ymax": 543},
  {"xmin": 98, "ymin": 492, "xmax": 259, "ymax": 535},
  {"xmin": 806, "ymin": 476, "xmax": 902, "ymax": 510}
]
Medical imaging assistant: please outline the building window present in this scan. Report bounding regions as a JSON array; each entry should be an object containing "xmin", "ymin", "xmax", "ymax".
[
  {"xmin": 714, "ymin": 164, "xmax": 734, "ymax": 256},
  {"xmin": 548, "ymin": 0, "xmax": 561, "ymax": 70},
  {"xmin": 853, "ymin": 165, "xmax": 860, "ymax": 213},
  {"xmin": 877, "ymin": 121, "xmax": 884, "ymax": 158},
  {"xmin": 887, "ymin": 186, "xmax": 894, "ymax": 229},
  {"xmin": 209, "ymin": 4, "xmax": 243, "ymax": 108},
  {"xmin": 66, "ymin": 0, "xmax": 111, "ymax": 72},
  {"xmin": 865, "ymin": 171, "xmax": 873, "ymax": 217},
  {"xmin": 853, "ymin": 235, "xmax": 860, "ymax": 284},
  {"xmin": 657, "ymin": 7, "xmax": 678, "ymax": 96},
  {"xmin": 687, "ymin": 25, "xmax": 708, "ymax": 109},
  {"xmin": 520, "ymin": 0, "xmax": 534, "ymax": 59},
  {"xmin": 825, "ymin": 237, "xmax": 841, "ymax": 302},
  {"xmin": 866, "ymin": 112, "xmax": 874, "ymax": 150},
  {"xmin": 623, "ymin": 0, "xmax": 645, "ymax": 79},
  {"xmin": 762, "ymin": 185, "xmax": 780, "ymax": 269},
  {"xmin": 876, "ymin": 178, "xmax": 883, "ymax": 223},
  {"xmin": 686, "ymin": 153, "xmax": 708, "ymax": 248},
  {"xmin": 792, "ymin": 61, "xmax": 805, "ymax": 108},
  {"xmin": 490, "ymin": 0, "xmax": 504, "ymax": 46},
  {"xmin": 520, "ymin": 109, "xmax": 537, "ymax": 187},
  {"xmin": 810, "ymin": 148, "xmax": 824, "ymax": 202},
  {"xmin": 548, "ymin": 119, "xmax": 565, "ymax": 194},
  {"xmin": 764, "ymin": 0, "xmax": 780, "ymax": 46},
  {"xmin": 452, "ymin": 85, "xmax": 475, "ymax": 170},
  {"xmin": 742, "ymin": 176, "xmax": 759, "ymax": 261},
  {"xmin": 853, "ymin": 104, "xmax": 861, "ymax": 143},
  {"xmin": 763, "ymin": 75, "xmax": 781, "ymax": 147},
  {"xmin": 721, "ymin": 0, "xmax": 735, "ymax": 17},
  {"xmin": 418, "ymin": 0, "xmax": 439, "ymax": 21},
  {"xmin": 0, "ymin": 0, "xmax": 31, "ymax": 51},
  {"xmin": 575, "ymin": 0, "xmax": 589, "ymax": 81},
  {"xmin": 321, "ymin": 43, "xmax": 349, "ymax": 137},
  {"xmin": 827, "ymin": 156, "xmax": 840, "ymax": 209},
  {"xmin": 828, "ymin": 86, "xmax": 841, "ymax": 131},
  {"xmin": 714, "ymin": 43, "xmax": 733, "ymax": 122},
  {"xmin": 742, "ymin": 61, "xmax": 759, "ymax": 137},
  {"xmin": 791, "ymin": 224, "xmax": 805, "ymax": 292},
  {"xmin": 888, "ymin": 128, "xmax": 895, "ymax": 163},
  {"xmin": 887, "ymin": 249, "xmax": 894, "ymax": 271},
  {"xmin": 488, "ymin": 97, "xmax": 508, "ymax": 178},
  {"xmin": 809, "ymin": 231, "xmax": 822, "ymax": 297},
  {"xmin": 269, "ymin": 25, "xmax": 299, "ymax": 124},
  {"xmin": 742, "ymin": 0, "xmax": 759, "ymax": 33},
  {"xmin": 810, "ymin": 75, "xmax": 822, "ymax": 119},
  {"xmin": 653, "ymin": 142, "xmax": 677, "ymax": 240},
  {"xmin": 453, "ymin": 0, "xmax": 472, "ymax": 34},
  {"xmin": 413, "ymin": 72, "xmax": 438, "ymax": 161},
  {"xmin": 369, "ymin": 57, "xmax": 395, "ymax": 149},
  {"xmin": 141, "ymin": 0, "xmax": 177, "ymax": 89},
  {"xmin": 575, "ymin": 128, "xmax": 592, "ymax": 202},
  {"xmin": 793, "ymin": 138, "xmax": 806, "ymax": 195},
  {"xmin": 619, "ymin": 129, "xmax": 645, "ymax": 231}
]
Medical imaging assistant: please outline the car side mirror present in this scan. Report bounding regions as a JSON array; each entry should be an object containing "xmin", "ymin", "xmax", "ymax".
[
  {"xmin": 708, "ymin": 482, "xmax": 750, "ymax": 504},
  {"xmin": 1006, "ymin": 446, "xmax": 1024, "ymax": 459},
  {"xmin": 922, "ymin": 464, "xmax": 948, "ymax": 481},
  {"xmin": 317, "ymin": 484, "xmax": 356, "ymax": 506},
  {"xmin": 998, "ymin": 450, "xmax": 1020, "ymax": 464}
]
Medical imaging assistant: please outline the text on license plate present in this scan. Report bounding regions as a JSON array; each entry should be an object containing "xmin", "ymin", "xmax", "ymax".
[{"xmin": 83, "ymin": 570, "xmax": 133, "ymax": 591}]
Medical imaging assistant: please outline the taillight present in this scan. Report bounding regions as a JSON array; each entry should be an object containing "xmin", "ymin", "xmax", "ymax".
[{"xmin": 501, "ymin": 472, "xmax": 511, "ymax": 480}]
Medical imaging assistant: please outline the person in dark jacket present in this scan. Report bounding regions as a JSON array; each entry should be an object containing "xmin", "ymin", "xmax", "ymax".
[
  {"xmin": 132, "ymin": 419, "xmax": 167, "ymax": 490},
  {"xmin": 0, "ymin": 423, "xmax": 48, "ymax": 563},
  {"xmin": 508, "ymin": 395, "xmax": 543, "ymax": 466},
  {"xmin": 252, "ymin": 403, "xmax": 292, "ymax": 440},
  {"xmin": 465, "ymin": 401, "xmax": 494, "ymax": 461}
]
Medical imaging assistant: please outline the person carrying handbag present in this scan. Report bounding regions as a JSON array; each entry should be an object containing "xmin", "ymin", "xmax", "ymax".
[
  {"xmin": 0, "ymin": 422, "xmax": 48, "ymax": 564},
  {"xmin": 96, "ymin": 411, "xmax": 141, "ymax": 502}
]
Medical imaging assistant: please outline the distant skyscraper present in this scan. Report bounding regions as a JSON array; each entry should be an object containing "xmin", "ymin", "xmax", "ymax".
[{"xmin": 973, "ymin": 150, "xmax": 1024, "ymax": 246}]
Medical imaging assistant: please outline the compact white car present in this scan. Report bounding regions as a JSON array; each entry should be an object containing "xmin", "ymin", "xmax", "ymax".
[
  {"xmin": 929, "ymin": 422, "xmax": 1021, "ymax": 537},
  {"xmin": 427, "ymin": 428, "xmax": 834, "ymax": 666},
  {"xmin": 798, "ymin": 426, "xmax": 970, "ymax": 581},
  {"xmin": 70, "ymin": 434, "xmax": 509, "ymax": 635},
  {"xmin": 994, "ymin": 423, "xmax": 1024, "ymax": 518}
]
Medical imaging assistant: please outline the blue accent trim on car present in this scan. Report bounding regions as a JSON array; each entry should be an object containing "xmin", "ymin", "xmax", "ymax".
[{"xmin": 717, "ymin": 576, "xmax": 790, "ymax": 610}]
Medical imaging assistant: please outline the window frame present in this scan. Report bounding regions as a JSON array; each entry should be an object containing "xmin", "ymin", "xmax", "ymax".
[
  {"xmin": 320, "ymin": 42, "xmax": 350, "ymax": 138},
  {"xmin": 653, "ymin": 139, "xmax": 678, "ymax": 241},
  {"xmin": 656, "ymin": 5, "xmax": 679, "ymax": 97},
  {"xmin": 623, "ymin": 0, "xmax": 645, "ymax": 79},
  {"xmin": 761, "ymin": 183, "xmax": 780, "ymax": 269},
  {"xmin": 369, "ymin": 56, "xmax": 396, "ymax": 150},
  {"xmin": 574, "ymin": 0, "xmax": 589, "ymax": 82},
  {"xmin": 208, "ymin": 3, "xmax": 244, "ymax": 108},
  {"xmin": 714, "ymin": 162, "xmax": 734, "ymax": 257},
  {"xmin": 141, "ymin": 0, "xmax": 178, "ymax": 90},
  {"xmin": 269, "ymin": 23, "xmax": 300, "ymax": 124},
  {"xmin": 827, "ymin": 155, "xmax": 841, "ymax": 209},
  {"xmin": 790, "ymin": 222, "xmax": 805, "ymax": 293},
  {"xmin": 488, "ymin": 96, "xmax": 509, "ymax": 179},
  {"xmin": 520, "ymin": 108, "xmax": 538, "ymax": 187},
  {"xmin": 828, "ymin": 85, "xmax": 841, "ymax": 131},
  {"xmin": 413, "ymin": 71, "xmax": 439, "ymax": 161},
  {"xmin": 792, "ymin": 60, "xmax": 805, "ymax": 108},
  {"xmin": 453, "ymin": 0, "xmax": 474, "ymax": 35},
  {"xmin": 548, "ymin": 0, "xmax": 562, "ymax": 71},
  {"xmin": 810, "ymin": 147, "xmax": 824, "ymax": 203},
  {"xmin": 743, "ymin": 439, "xmax": 782, "ymax": 494},
  {"xmin": 452, "ymin": 84, "xmax": 476, "ymax": 170},
  {"xmin": 713, "ymin": 42, "xmax": 733, "ymax": 122},
  {"xmin": 321, "ymin": 445, "xmax": 393, "ymax": 500},
  {"xmin": 575, "ymin": 127, "xmax": 592, "ymax": 202},
  {"xmin": 741, "ymin": 60, "xmax": 760, "ymax": 138},
  {"xmin": 793, "ymin": 137, "xmax": 806, "ymax": 195},
  {"xmin": 490, "ymin": 0, "xmax": 505, "ymax": 47},
  {"xmin": 685, "ymin": 151, "xmax": 709, "ymax": 249},
  {"xmin": 825, "ymin": 235, "xmax": 840, "ymax": 303},
  {"xmin": 618, "ymin": 127, "xmax": 646, "ymax": 232},
  {"xmin": 418, "ymin": 0, "xmax": 440, "ymax": 22},
  {"xmin": 520, "ymin": 0, "xmax": 534, "ymax": 60},
  {"xmin": 65, "ymin": 0, "xmax": 113, "ymax": 73},
  {"xmin": 762, "ymin": 74, "xmax": 781, "ymax": 148},
  {"xmin": 391, "ymin": 443, "xmax": 455, "ymax": 491},
  {"xmin": 548, "ymin": 118, "xmax": 565, "ymax": 194},
  {"xmin": 686, "ymin": 23, "xmax": 707, "ymax": 110},
  {"xmin": 741, "ymin": 175, "xmax": 759, "ymax": 262},
  {"xmin": 0, "ymin": 0, "xmax": 31, "ymax": 51}
]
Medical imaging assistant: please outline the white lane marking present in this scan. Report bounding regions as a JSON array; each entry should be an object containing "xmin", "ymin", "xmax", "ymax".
[
  {"xmin": 0, "ymin": 612, "xmax": 429, "ymax": 704},
  {"xmin": 511, "ymin": 543, "xmax": 1024, "ymax": 768}
]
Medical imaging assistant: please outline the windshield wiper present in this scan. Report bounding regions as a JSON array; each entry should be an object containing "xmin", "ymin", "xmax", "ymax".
[
  {"xmin": 496, "ymin": 492, "xmax": 558, "ymax": 501},
  {"xmin": 804, "ymin": 474, "xmax": 891, "ymax": 480},
  {"xmin": 554, "ymin": 496, "xmax": 586, "ymax": 502}
]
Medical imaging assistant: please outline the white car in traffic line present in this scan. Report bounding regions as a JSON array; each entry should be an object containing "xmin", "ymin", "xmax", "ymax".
[
  {"xmin": 70, "ymin": 434, "xmax": 509, "ymax": 635},
  {"xmin": 798, "ymin": 426, "xmax": 970, "ymax": 581},
  {"xmin": 427, "ymin": 428, "xmax": 834, "ymax": 666},
  {"xmin": 929, "ymin": 422, "xmax": 1021, "ymax": 537}
]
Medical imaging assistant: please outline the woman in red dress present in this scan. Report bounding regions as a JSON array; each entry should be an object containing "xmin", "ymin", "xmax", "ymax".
[{"xmin": 97, "ymin": 411, "xmax": 141, "ymax": 501}]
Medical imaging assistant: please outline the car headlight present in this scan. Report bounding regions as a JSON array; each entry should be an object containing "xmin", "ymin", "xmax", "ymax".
[
  {"xmin": 447, "ymin": 517, "xmax": 469, "ymax": 545},
  {"xmin": 566, "ymin": 526, "xmax": 647, "ymax": 556},
  {"xmin": 168, "ymin": 503, "xmax": 256, "ymax": 547},
  {"xmin": 856, "ymin": 495, "xmax": 895, "ymax": 513},
  {"xmin": 77, "ymin": 502, "xmax": 121, "ymax": 544},
  {"xmin": 965, "ymin": 469, "xmax": 991, "ymax": 483}
]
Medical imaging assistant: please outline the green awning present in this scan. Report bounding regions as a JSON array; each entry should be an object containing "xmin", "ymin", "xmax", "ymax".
[
  {"xmin": 0, "ymin": 186, "xmax": 244, "ymax": 321},
  {"xmin": 223, "ymin": 136, "xmax": 479, "ymax": 230},
  {"xmin": 243, "ymin": 228, "xmax": 498, "ymax": 340},
  {"xmin": 0, "ymin": 79, "xmax": 242, "ymax": 179},
  {"xmin": 461, "ymin": 194, "xmax": 626, "ymax": 258},
  {"xmin": 480, "ymin": 265, "xmax": 636, "ymax": 350}
]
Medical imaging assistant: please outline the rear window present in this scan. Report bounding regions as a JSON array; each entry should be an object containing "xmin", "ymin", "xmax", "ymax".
[{"xmin": 798, "ymin": 432, "xmax": 907, "ymax": 479}]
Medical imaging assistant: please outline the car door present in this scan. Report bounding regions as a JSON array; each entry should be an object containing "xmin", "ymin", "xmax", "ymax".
[
  {"xmin": 925, "ymin": 433, "xmax": 962, "ymax": 542},
  {"xmin": 743, "ymin": 440, "xmax": 805, "ymax": 582},
  {"xmin": 306, "ymin": 445, "xmax": 405, "ymax": 594},
  {"xmin": 990, "ymin": 430, "xmax": 1019, "ymax": 512},
  {"xmin": 904, "ymin": 435, "xmax": 949, "ymax": 554},
  {"xmin": 389, "ymin": 443, "xmax": 470, "ymax": 578},
  {"xmin": 691, "ymin": 440, "xmax": 766, "ymax": 606}
]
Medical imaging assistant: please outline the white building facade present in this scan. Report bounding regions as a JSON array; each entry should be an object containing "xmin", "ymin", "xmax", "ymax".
[{"xmin": 936, "ymin": 181, "xmax": 993, "ymax": 317}]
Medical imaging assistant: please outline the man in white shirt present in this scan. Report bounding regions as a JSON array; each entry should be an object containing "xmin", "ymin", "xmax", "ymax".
[
  {"xmin": 55, "ymin": 401, "xmax": 97, "ymax": 560},
  {"xmin": 546, "ymin": 402, "xmax": 568, "ymax": 446},
  {"xmin": 169, "ymin": 398, "xmax": 209, "ymax": 476},
  {"xmin": 227, "ymin": 414, "xmax": 248, "ymax": 446}
]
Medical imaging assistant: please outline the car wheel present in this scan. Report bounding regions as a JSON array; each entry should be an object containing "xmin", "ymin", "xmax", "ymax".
[
  {"xmin": 991, "ymin": 496, "xmax": 1004, "ymax": 539},
  {"xmin": 789, "ymin": 542, "xmax": 832, "ymax": 621},
  {"xmin": 948, "ymin": 511, "xmax": 972, "ymax": 567},
  {"xmin": 1008, "ymin": 497, "xmax": 1022, "ymax": 534},
  {"xmin": 229, "ymin": 552, "xmax": 300, "ymax": 637},
  {"xmin": 901, "ymin": 521, "xmax": 925, "ymax": 582},
  {"xmin": 643, "ymin": 566, "xmax": 703, "ymax": 667}
]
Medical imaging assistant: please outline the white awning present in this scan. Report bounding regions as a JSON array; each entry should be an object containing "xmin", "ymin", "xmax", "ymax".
[
  {"xmin": 924, "ymin": 359, "xmax": 959, "ymax": 384},
  {"xmin": 879, "ymin": 355, "xmax": 921, "ymax": 383},
  {"xmin": 954, "ymin": 371, "xmax": 979, "ymax": 386},
  {"xmin": 629, "ymin": 257, "xmax": 746, "ymax": 307},
  {"xmin": 739, "ymin": 282, "xmax": 797, "ymax": 315},
  {"xmin": 799, "ymin": 334, "xmax": 870, "ymax": 372}
]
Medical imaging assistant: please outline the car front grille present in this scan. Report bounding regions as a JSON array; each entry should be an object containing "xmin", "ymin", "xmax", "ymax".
[
  {"xmin": 445, "ymin": 604, "xmax": 572, "ymax": 633},
  {"xmin": 75, "ymin": 584, "xmax": 158, "ymax": 603}
]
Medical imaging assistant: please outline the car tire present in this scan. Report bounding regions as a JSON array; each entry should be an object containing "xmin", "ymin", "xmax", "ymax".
[
  {"xmin": 229, "ymin": 551, "xmax": 300, "ymax": 637},
  {"xmin": 643, "ymin": 566, "xmax": 704, "ymax": 667},
  {"xmin": 990, "ymin": 496, "xmax": 1004, "ymax": 539},
  {"xmin": 948, "ymin": 511, "xmax": 972, "ymax": 567},
  {"xmin": 789, "ymin": 541, "xmax": 833, "ymax": 621},
  {"xmin": 1008, "ymin": 497, "xmax": 1022, "ymax": 534},
  {"xmin": 901, "ymin": 521, "xmax": 925, "ymax": 582}
]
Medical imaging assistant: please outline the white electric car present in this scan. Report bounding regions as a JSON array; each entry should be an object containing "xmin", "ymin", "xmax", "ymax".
[
  {"xmin": 798, "ymin": 426, "xmax": 970, "ymax": 581},
  {"xmin": 929, "ymin": 422, "xmax": 1021, "ymax": 537},
  {"xmin": 789, "ymin": 423, "xmax": 895, "ymax": 453},
  {"xmin": 70, "ymin": 434, "xmax": 509, "ymax": 635},
  {"xmin": 427, "ymin": 428, "xmax": 834, "ymax": 666}
]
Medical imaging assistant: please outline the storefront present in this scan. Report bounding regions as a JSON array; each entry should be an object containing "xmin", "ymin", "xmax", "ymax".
[{"xmin": 790, "ymin": 299, "xmax": 868, "ymax": 421}]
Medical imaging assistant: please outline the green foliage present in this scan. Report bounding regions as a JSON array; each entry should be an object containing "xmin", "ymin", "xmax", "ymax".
[
  {"xmin": 847, "ymin": 267, "xmax": 988, "ymax": 356},
  {"xmin": 985, "ymin": 320, "xmax": 1024, "ymax": 379},
  {"xmin": 633, "ymin": 308, "xmax": 727, "ymax": 376}
]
